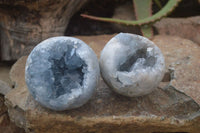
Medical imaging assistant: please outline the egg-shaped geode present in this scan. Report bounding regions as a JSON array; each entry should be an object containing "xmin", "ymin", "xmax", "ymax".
[
  {"xmin": 100, "ymin": 33, "xmax": 165, "ymax": 97},
  {"xmin": 25, "ymin": 37, "xmax": 100, "ymax": 111}
]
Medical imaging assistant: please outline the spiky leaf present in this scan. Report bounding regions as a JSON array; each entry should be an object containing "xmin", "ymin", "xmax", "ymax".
[{"xmin": 81, "ymin": 0, "xmax": 181, "ymax": 26}]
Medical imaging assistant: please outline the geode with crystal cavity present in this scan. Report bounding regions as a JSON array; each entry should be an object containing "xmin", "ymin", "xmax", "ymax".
[
  {"xmin": 25, "ymin": 37, "xmax": 100, "ymax": 111},
  {"xmin": 100, "ymin": 33, "xmax": 165, "ymax": 97}
]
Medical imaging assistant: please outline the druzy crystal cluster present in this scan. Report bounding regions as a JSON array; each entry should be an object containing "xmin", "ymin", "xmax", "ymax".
[
  {"xmin": 100, "ymin": 33, "xmax": 165, "ymax": 97},
  {"xmin": 25, "ymin": 37, "xmax": 100, "ymax": 111}
]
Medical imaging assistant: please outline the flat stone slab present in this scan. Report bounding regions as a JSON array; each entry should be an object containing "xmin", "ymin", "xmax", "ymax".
[{"xmin": 5, "ymin": 35, "xmax": 200, "ymax": 133}]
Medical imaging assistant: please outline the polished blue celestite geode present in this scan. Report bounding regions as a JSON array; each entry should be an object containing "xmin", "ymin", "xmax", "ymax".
[{"xmin": 25, "ymin": 37, "xmax": 100, "ymax": 111}]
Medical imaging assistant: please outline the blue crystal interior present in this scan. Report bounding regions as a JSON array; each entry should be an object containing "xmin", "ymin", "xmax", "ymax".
[
  {"xmin": 47, "ymin": 45, "xmax": 86, "ymax": 98},
  {"xmin": 26, "ymin": 37, "xmax": 100, "ymax": 110},
  {"xmin": 119, "ymin": 48, "xmax": 156, "ymax": 72}
]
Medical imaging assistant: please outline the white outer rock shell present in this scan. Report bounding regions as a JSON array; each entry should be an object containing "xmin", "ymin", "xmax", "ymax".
[{"xmin": 100, "ymin": 33, "xmax": 165, "ymax": 97}]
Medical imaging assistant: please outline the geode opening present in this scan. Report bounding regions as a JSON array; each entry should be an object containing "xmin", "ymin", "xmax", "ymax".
[
  {"xmin": 25, "ymin": 37, "xmax": 100, "ymax": 111},
  {"xmin": 100, "ymin": 33, "xmax": 165, "ymax": 97},
  {"xmin": 119, "ymin": 48, "xmax": 156, "ymax": 72},
  {"xmin": 49, "ymin": 45, "xmax": 87, "ymax": 98}
]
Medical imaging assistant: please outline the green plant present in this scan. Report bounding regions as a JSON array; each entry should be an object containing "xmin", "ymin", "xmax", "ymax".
[{"xmin": 81, "ymin": 0, "xmax": 181, "ymax": 38}]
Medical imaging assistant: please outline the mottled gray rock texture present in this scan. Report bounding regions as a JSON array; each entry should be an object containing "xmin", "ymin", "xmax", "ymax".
[
  {"xmin": 25, "ymin": 37, "xmax": 100, "ymax": 111},
  {"xmin": 100, "ymin": 33, "xmax": 165, "ymax": 97}
]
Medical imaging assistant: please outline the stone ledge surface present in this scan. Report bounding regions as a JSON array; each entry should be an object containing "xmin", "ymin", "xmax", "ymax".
[{"xmin": 5, "ymin": 35, "xmax": 200, "ymax": 133}]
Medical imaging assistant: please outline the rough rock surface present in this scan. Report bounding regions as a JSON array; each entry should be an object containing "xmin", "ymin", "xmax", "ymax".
[
  {"xmin": 5, "ymin": 35, "xmax": 200, "ymax": 133},
  {"xmin": 0, "ymin": 0, "xmax": 89, "ymax": 60},
  {"xmin": 0, "ymin": 63, "xmax": 25, "ymax": 133},
  {"xmin": 0, "ymin": 63, "xmax": 12, "ymax": 95},
  {"xmin": 0, "ymin": 63, "xmax": 11, "ymax": 85},
  {"xmin": 0, "ymin": 80, "xmax": 12, "ymax": 96},
  {"xmin": 154, "ymin": 16, "xmax": 200, "ymax": 45},
  {"xmin": 0, "ymin": 94, "xmax": 25, "ymax": 133}
]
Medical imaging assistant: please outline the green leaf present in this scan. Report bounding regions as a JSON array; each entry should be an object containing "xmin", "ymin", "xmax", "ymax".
[
  {"xmin": 133, "ymin": 0, "xmax": 153, "ymax": 38},
  {"xmin": 141, "ymin": 25, "xmax": 153, "ymax": 38},
  {"xmin": 81, "ymin": 0, "xmax": 181, "ymax": 26},
  {"xmin": 133, "ymin": 0, "xmax": 152, "ymax": 19}
]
